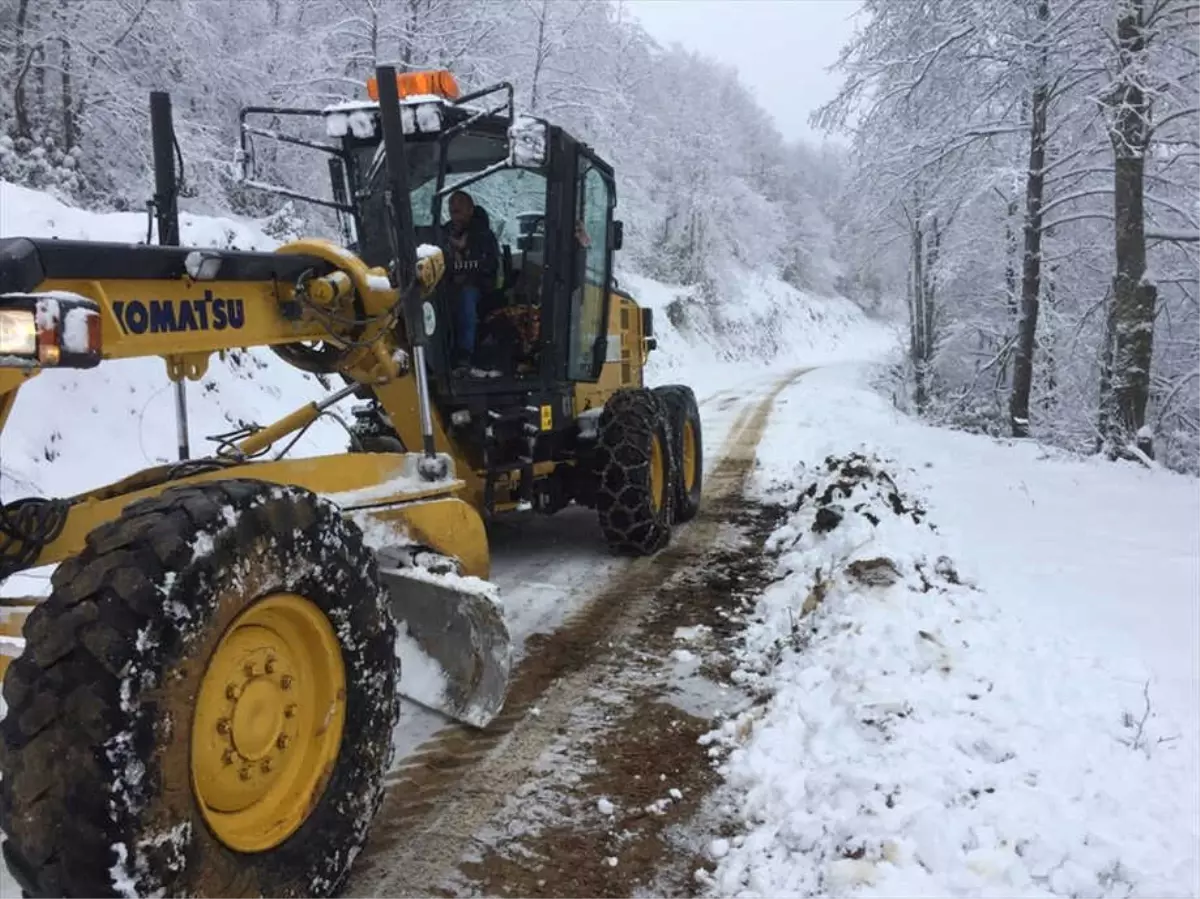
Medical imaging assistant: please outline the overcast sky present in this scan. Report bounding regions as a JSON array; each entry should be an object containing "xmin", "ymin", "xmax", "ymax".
[{"xmin": 624, "ymin": 0, "xmax": 862, "ymax": 145}]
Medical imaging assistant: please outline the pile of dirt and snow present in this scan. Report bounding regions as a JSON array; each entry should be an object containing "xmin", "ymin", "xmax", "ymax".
[{"xmin": 695, "ymin": 367, "xmax": 1199, "ymax": 899}]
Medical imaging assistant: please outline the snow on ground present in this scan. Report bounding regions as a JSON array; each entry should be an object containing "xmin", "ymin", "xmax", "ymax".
[
  {"xmin": 621, "ymin": 266, "xmax": 896, "ymax": 402},
  {"xmin": 0, "ymin": 179, "xmax": 281, "ymax": 249},
  {"xmin": 701, "ymin": 362, "xmax": 1200, "ymax": 898}
]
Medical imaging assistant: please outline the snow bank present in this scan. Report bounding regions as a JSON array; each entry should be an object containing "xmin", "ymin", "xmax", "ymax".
[
  {"xmin": 619, "ymin": 265, "xmax": 897, "ymax": 401},
  {"xmin": 0, "ymin": 179, "xmax": 280, "ymax": 249},
  {"xmin": 702, "ymin": 364, "xmax": 1199, "ymax": 898}
]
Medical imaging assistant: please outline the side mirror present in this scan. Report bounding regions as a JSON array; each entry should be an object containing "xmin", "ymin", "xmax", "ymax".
[
  {"xmin": 613, "ymin": 220, "xmax": 624, "ymax": 251},
  {"xmin": 508, "ymin": 116, "xmax": 549, "ymax": 168}
]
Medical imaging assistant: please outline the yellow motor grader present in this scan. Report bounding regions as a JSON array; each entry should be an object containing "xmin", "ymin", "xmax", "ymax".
[{"xmin": 0, "ymin": 66, "xmax": 703, "ymax": 896}]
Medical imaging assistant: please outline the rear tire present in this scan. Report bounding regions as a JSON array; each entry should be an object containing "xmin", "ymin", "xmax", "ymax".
[
  {"xmin": 0, "ymin": 479, "xmax": 398, "ymax": 898},
  {"xmin": 654, "ymin": 385, "xmax": 703, "ymax": 524},
  {"xmin": 594, "ymin": 388, "xmax": 675, "ymax": 555}
]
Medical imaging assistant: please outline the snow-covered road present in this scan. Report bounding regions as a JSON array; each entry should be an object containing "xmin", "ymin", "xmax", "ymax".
[
  {"xmin": 347, "ymin": 366, "xmax": 812, "ymax": 896},
  {"xmin": 382, "ymin": 369, "xmax": 807, "ymax": 768}
]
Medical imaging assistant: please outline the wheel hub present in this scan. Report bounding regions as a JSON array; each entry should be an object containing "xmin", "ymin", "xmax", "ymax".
[
  {"xmin": 649, "ymin": 432, "xmax": 666, "ymax": 513},
  {"xmin": 682, "ymin": 419, "xmax": 697, "ymax": 493},
  {"xmin": 231, "ymin": 668, "xmax": 286, "ymax": 761},
  {"xmin": 191, "ymin": 593, "xmax": 346, "ymax": 853}
]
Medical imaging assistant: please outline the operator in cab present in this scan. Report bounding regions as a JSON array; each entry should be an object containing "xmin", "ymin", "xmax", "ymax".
[{"xmin": 444, "ymin": 189, "xmax": 500, "ymax": 378}]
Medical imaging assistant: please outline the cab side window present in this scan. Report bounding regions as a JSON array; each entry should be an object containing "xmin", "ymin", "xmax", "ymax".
[{"xmin": 567, "ymin": 161, "xmax": 613, "ymax": 381}]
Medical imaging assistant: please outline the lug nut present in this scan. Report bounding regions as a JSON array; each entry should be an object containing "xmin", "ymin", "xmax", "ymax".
[
  {"xmin": 277, "ymin": 734, "xmax": 290, "ymax": 750},
  {"xmin": 243, "ymin": 662, "xmax": 255, "ymax": 678},
  {"xmin": 225, "ymin": 684, "xmax": 239, "ymax": 700},
  {"xmin": 284, "ymin": 704, "xmax": 297, "ymax": 719},
  {"xmin": 216, "ymin": 718, "xmax": 230, "ymax": 735},
  {"xmin": 239, "ymin": 766, "xmax": 251, "ymax": 781},
  {"xmin": 280, "ymin": 675, "xmax": 293, "ymax": 691},
  {"xmin": 261, "ymin": 759, "xmax": 272, "ymax": 774},
  {"xmin": 265, "ymin": 658, "xmax": 276, "ymax": 674}
]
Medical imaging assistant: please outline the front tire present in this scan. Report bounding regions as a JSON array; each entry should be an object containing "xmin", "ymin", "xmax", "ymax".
[
  {"xmin": 0, "ymin": 479, "xmax": 398, "ymax": 898},
  {"xmin": 654, "ymin": 385, "xmax": 703, "ymax": 523},
  {"xmin": 594, "ymin": 388, "xmax": 675, "ymax": 555}
]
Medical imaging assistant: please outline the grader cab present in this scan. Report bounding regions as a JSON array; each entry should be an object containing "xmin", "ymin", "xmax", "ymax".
[{"xmin": 0, "ymin": 65, "xmax": 703, "ymax": 897}]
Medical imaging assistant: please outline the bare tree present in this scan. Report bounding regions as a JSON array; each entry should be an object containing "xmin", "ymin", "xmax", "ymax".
[{"xmin": 1009, "ymin": 0, "xmax": 1051, "ymax": 438}]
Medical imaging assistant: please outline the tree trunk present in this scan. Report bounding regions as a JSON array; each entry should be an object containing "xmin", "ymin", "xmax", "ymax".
[
  {"xmin": 1041, "ymin": 263, "xmax": 1057, "ymax": 412},
  {"xmin": 529, "ymin": 0, "xmax": 550, "ymax": 114},
  {"xmin": 400, "ymin": 0, "xmax": 421, "ymax": 69},
  {"xmin": 1004, "ymin": 197, "xmax": 1019, "ymax": 318},
  {"xmin": 60, "ymin": 36, "xmax": 75, "ymax": 151},
  {"xmin": 50, "ymin": 0, "xmax": 74, "ymax": 150},
  {"xmin": 924, "ymin": 212, "xmax": 939, "ymax": 382},
  {"xmin": 1096, "ymin": 284, "xmax": 1117, "ymax": 450},
  {"xmin": 12, "ymin": 0, "xmax": 32, "ymax": 139},
  {"xmin": 908, "ymin": 202, "xmax": 933, "ymax": 413},
  {"xmin": 1008, "ymin": 0, "xmax": 1050, "ymax": 438},
  {"xmin": 1101, "ymin": 0, "xmax": 1156, "ymax": 459},
  {"xmin": 35, "ymin": 45, "xmax": 45, "ymax": 115},
  {"xmin": 370, "ymin": 0, "xmax": 380, "ymax": 67}
]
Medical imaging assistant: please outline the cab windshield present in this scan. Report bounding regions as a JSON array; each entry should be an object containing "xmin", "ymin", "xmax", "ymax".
[{"xmin": 358, "ymin": 130, "xmax": 544, "ymax": 228}]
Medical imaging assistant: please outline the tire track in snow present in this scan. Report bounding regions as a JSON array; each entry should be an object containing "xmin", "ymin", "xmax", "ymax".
[{"xmin": 345, "ymin": 369, "xmax": 809, "ymax": 898}]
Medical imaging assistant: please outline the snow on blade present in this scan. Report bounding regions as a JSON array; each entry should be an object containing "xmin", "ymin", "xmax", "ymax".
[{"xmin": 393, "ymin": 626, "xmax": 452, "ymax": 714}]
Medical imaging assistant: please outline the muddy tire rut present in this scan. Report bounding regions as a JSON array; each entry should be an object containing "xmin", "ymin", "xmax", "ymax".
[{"xmin": 344, "ymin": 371, "xmax": 805, "ymax": 898}]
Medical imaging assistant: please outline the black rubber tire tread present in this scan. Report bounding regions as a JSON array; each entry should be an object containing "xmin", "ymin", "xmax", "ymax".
[
  {"xmin": 653, "ymin": 384, "xmax": 704, "ymax": 524},
  {"xmin": 0, "ymin": 479, "xmax": 399, "ymax": 898},
  {"xmin": 594, "ymin": 388, "xmax": 675, "ymax": 555}
]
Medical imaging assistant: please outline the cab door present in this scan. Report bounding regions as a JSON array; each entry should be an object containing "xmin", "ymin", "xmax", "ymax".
[{"xmin": 564, "ymin": 151, "xmax": 616, "ymax": 383}]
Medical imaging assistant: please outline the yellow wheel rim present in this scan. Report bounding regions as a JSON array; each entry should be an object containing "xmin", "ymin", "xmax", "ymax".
[
  {"xmin": 191, "ymin": 592, "xmax": 347, "ymax": 853},
  {"xmin": 649, "ymin": 432, "xmax": 666, "ymax": 513},
  {"xmin": 682, "ymin": 419, "xmax": 697, "ymax": 493}
]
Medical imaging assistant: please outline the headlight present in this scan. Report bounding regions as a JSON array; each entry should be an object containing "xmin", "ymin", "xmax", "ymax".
[
  {"xmin": 0, "ymin": 292, "xmax": 102, "ymax": 369},
  {"xmin": 0, "ymin": 309, "xmax": 37, "ymax": 356}
]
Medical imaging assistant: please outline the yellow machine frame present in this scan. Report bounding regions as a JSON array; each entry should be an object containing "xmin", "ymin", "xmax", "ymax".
[{"xmin": 0, "ymin": 239, "xmax": 488, "ymax": 580}]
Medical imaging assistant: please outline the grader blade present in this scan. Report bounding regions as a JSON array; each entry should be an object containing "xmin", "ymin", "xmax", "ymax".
[{"xmin": 377, "ymin": 558, "xmax": 512, "ymax": 729}]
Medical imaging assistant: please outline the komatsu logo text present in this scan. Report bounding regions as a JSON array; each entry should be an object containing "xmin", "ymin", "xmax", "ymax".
[{"xmin": 112, "ymin": 292, "xmax": 246, "ymax": 335}]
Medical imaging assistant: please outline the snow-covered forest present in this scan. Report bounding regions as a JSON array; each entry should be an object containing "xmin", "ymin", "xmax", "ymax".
[
  {"xmin": 819, "ymin": 0, "xmax": 1199, "ymax": 474},
  {"xmin": 0, "ymin": 0, "xmax": 1196, "ymax": 473},
  {"xmin": 0, "ymin": 0, "xmax": 846, "ymax": 299}
]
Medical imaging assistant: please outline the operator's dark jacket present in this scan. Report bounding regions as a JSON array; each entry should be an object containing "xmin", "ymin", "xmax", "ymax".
[{"xmin": 445, "ymin": 206, "xmax": 500, "ymax": 292}]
